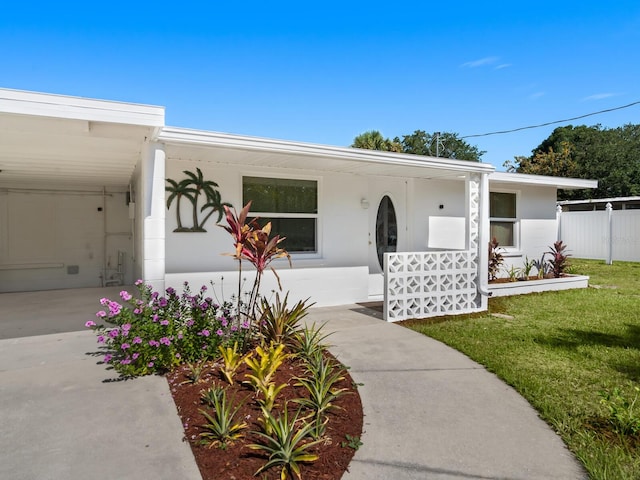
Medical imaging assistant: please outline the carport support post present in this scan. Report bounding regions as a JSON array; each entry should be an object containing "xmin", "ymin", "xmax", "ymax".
[{"xmin": 141, "ymin": 142, "xmax": 166, "ymax": 292}]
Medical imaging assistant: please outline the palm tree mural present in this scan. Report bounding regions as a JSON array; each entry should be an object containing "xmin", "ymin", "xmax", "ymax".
[
  {"xmin": 165, "ymin": 178, "xmax": 196, "ymax": 232},
  {"xmin": 166, "ymin": 168, "xmax": 230, "ymax": 232}
]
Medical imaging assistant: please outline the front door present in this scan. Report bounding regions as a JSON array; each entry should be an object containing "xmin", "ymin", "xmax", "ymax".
[{"xmin": 368, "ymin": 179, "xmax": 406, "ymax": 296}]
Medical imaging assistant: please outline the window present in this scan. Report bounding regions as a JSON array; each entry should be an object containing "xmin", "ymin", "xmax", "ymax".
[
  {"xmin": 242, "ymin": 176, "xmax": 318, "ymax": 253},
  {"xmin": 490, "ymin": 192, "xmax": 518, "ymax": 248}
]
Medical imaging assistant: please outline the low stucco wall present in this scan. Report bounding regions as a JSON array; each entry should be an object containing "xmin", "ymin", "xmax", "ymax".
[{"xmin": 165, "ymin": 265, "xmax": 369, "ymax": 308}]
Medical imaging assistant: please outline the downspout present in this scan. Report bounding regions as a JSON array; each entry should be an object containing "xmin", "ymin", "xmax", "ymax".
[{"xmin": 102, "ymin": 186, "xmax": 107, "ymax": 287}]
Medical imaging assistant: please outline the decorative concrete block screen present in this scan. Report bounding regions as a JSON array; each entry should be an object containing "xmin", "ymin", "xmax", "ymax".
[{"xmin": 384, "ymin": 251, "xmax": 480, "ymax": 322}]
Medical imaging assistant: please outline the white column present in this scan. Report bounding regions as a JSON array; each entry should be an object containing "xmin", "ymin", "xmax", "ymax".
[
  {"xmin": 467, "ymin": 172, "xmax": 489, "ymax": 312},
  {"xmin": 141, "ymin": 142, "xmax": 166, "ymax": 292},
  {"xmin": 606, "ymin": 202, "xmax": 613, "ymax": 265}
]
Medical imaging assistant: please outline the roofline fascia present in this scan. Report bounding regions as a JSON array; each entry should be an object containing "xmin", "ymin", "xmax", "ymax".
[
  {"xmin": 159, "ymin": 126, "xmax": 496, "ymax": 174},
  {"xmin": 489, "ymin": 171, "xmax": 598, "ymax": 190},
  {"xmin": 558, "ymin": 195, "xmax": 640, "ymax": 205},
  {"xmin": 0, "ymin": 87, "xmax": 165, "ymax": 127}
]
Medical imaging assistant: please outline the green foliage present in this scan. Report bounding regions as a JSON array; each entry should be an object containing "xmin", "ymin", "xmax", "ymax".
[
  {"xmin": 352, "ymin": 129, "xmax": 484, "ymax": 161},
  {"xmin": 182, "ymin": 360, "xmax": 207, "ymax": 384},
  {"xmin": 218, "ymin": 341, "xmax": 249, "ymax": 385},
  {"xmin": 521, "ymin": 257, "xmax": 535, "ymax": 279},
  {"xmin": 504, "ymin": 264, "xmax": 521, "ymax": 282},
  {"xmin": 488, "ymin": 238, "xmax": 504, "ymax": 281},
  {"xmin": 547, "ymin": 241, "xmax": 571, "ymax": 277},
  {"xmin": 249, "ymin": 404, "xmax": 322, "ymax": 480},
  {"xmin": 294, "ymin": 351, "xmax": 349, "ymax": 439},
  {"xmin": 341, "ymin": 434, "xmax": 363, "ymax": 450},
  {"xmin": 258, "ymin": 293, "xmax": 312, "ymax": 346},
  {"xmin": 506, "ymin": 124, "xmax": 640, "ymax": 200},
  {"xmin": 200, "ymin": 384, "xmax": 225, "ymax": 408},
  {"xmin": 290, "ymin": 322, "xmax": 332, "ymax": 361},
  {"xmin": 599, "ymin": 387, "xmax": 640, "ymax": 436},
  {"xmin": 198, "ymin": 390, "xmax": 248, "ymax": 449},
  {"xmin": 393, "ymin": 130, "xmax": 485, "ymax": 161},
  {"xmin": 351, "ymin": 130, "xmax": 402, "ymax": 152}
]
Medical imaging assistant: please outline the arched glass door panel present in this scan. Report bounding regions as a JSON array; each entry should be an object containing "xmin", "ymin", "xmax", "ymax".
[{"xmin": 376, "ymin": 195, "xmax": 398, "ymax": 270}]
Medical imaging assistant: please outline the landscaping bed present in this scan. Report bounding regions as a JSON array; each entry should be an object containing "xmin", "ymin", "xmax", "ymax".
[{"xmin": 167, "ymin": 352, "xmax": 363, "ymax": 480}]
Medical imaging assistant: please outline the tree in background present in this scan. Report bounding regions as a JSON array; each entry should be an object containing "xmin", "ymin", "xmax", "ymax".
[
  {"xmin": 505, "ymin": 124, "xmax": 640, "ymax": 200},
  {"xmin": 393, "ymin": 130, "xmax": 484, "ymax": 161},
  {"xmin": 352, "ymin": 129, "xmax": 484, "ymax": 161},
  {"xmin": 351, "ymin": 130, "xmax": 402, "ymax": 152}
]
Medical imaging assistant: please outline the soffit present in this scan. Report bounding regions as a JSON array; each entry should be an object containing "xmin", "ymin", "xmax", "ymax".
[
  {"xmin": 0, "ymin": 113, "xmax": 152, "ymax": 187},
  {"xmin": 160, "ymin": 127, "xmax": 495, "ymax": 180}
]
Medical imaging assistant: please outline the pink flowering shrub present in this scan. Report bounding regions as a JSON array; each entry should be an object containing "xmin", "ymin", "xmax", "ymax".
[{"xmin": 87, "ymin": 281, "xmax": 249, "ymax": 377}]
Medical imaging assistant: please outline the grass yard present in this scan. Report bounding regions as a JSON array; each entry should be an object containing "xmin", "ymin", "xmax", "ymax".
[{"xmin": 403, "ymin": 259, "xmax": 640, "ymax": 480}]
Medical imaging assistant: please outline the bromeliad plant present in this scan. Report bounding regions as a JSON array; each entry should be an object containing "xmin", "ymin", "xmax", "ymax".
[
  {"xmin": 218, "ymin": 341, "xmax": 250, "ymax": 385},
  {"xmin": 198, "ymin": 389, "xmax": 248, "ymax": 449},
  {"xmin": 249, "ymin": 403, "xmax": 323, "ymax": 480},
  {"xmin": 258, "ymin": 293, "xmax": 313, "ymax": 346},
  {"xmin": 294, "ymin": 351, "xmax": 349, "ymax": 439}
]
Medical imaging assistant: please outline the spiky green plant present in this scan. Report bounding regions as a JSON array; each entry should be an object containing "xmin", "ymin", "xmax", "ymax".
[
  {"xmin": 200, "ymin": 384, "xmax": 225, "ymax": 408},
  {"xmin": 290, "ymin": 322, "xmax": 332, "ymax": 361},
  {"xmin": 258, "ymin": 293, "xmax": 313, "ymax": 346},
  {"xmin": 198, "ymin": 390, "xmax": 247, "ymax": 449},
  {"xmin": 294, "ymin": 351, "xmax": 349, "ymax": 439},
  {"xmin": 181, "ymin": 360, "xmax": 207, "ymax": 384},
  {"xmin": 249, "ymin": 404, "xmax": 322, "ymax": 480}
]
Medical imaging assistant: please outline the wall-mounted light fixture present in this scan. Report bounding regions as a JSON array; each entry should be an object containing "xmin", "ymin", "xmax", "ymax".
[{"xmin": 361, "ymin": 198, "xmax": 369, "ymax": 209}]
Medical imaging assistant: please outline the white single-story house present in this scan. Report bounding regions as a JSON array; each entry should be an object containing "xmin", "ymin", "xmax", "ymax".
[{"xmin": 0, "ymin": 88, "xmax": 597, "ymax": 321}]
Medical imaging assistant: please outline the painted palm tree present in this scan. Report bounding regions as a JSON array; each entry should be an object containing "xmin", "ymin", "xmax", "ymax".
[
  {"xmin": 198, "ymin": 187, "xmax": 233, "ymax": 230},
  {"xmin": 167, "ymin": 168, "xmax": 230, "ymax": 232},
  {"xmin": 165, "ymin": 178, "xmax": 196, "ymax": 232}
]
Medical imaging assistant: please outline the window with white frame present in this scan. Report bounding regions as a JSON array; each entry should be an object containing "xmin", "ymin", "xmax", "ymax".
[
  {"xmin": 242, "ymin": 176, "xmax": 318, "ymax": 253},
  {"xmin": 490, "ymin": 191, "xmax": 518, "ymax": 248}
]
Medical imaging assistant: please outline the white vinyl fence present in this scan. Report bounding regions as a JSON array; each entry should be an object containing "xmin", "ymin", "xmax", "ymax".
[{"xmin": 558, "ymin": 205, "xmax": 640, "ymax": 263}]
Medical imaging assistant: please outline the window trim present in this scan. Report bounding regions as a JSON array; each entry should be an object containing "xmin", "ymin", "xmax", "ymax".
[
  {"xmin": 489, "ymin": 189, "xmax": 520, "ymax": 250},
  {"xmin": 241, "ymin": 173, "xmax": 322, "ymax": 258}
]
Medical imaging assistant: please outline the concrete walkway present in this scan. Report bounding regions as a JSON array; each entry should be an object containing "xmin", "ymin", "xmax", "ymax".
[
  {"xmin": 309, "ymin": 306, "xmax": 588, "ymax": 480},
  {"xmin": 0, "ymin": 288, "xmax": 587, "ymax": 479}
]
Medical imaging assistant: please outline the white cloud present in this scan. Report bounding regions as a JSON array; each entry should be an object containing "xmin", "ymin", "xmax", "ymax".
[
  {"xmin": 460, "ymin": 56, "xmax": 499, "ymax": 68},
  {"xmin": 581, "ymin": 93, "xmax": 619, "ymax": 101},
  {"xmin": 495, "ymin": 63, "xmax": 512, "ymax": 70},
  {"xmin": 529, "ymin": 92, "xmax": 545, "ymax": 100}
]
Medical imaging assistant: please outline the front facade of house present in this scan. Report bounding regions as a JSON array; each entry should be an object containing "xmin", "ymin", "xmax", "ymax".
[{"xmin": 0, "ymin": 89, "xmax": 596, "ymax": 320}]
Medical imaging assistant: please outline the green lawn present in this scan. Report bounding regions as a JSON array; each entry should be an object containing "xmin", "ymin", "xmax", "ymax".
[{"xmin": 403, "ymin": 259, "xmax": 640, "ymax": 480}]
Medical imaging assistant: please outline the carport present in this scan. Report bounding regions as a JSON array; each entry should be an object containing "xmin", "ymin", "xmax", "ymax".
[{"xmin": 0, "ymin": 89, "xmax": 164, "ymax": 292}]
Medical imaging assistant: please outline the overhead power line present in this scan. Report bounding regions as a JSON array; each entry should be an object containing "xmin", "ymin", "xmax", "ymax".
[{"xmin": 461, "ymin": 100, "xmax": 640, "ymax": 139}]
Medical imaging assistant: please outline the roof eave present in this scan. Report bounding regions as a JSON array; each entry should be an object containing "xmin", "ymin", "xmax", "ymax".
[
  {"xmin": 489, "ymin": 171, "xmax": 598, "ymax": 190},
  {"xmin": 159, "ymin": 126, "xmax": 496, "ymax": 174},
  {"xmin": 0, "ymin": 87, "xmax": 165, "ymax": 128}
]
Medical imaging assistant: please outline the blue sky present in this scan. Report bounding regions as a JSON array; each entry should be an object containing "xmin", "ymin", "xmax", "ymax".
[{"xmin": 1, "ymin": 1, "xmax": 639, "ymax": 170}]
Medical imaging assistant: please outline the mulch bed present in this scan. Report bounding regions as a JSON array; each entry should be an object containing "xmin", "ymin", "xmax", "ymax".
[{"xmin": 166, "ymin": 353, "xmax": 364, "ymax": 480}]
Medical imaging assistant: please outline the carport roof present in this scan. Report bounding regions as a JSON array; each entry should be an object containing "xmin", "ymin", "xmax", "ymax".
[{"xmin": 0, "ymin": 88, "xmax": 164, "ymax": 188}]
